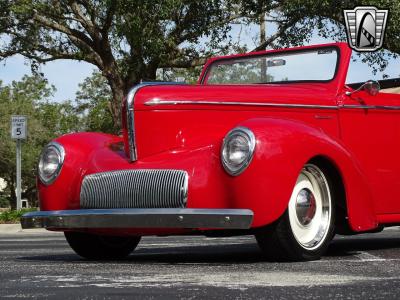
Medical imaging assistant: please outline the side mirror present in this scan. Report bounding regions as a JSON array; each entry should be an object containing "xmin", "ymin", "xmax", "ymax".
[{"xmin": 346, "ymin": 80, "xmax": 380, "ymax": 96}]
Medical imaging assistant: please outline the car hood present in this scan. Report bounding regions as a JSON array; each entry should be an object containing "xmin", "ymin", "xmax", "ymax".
[
  {"xmin": 133, "ymin": 83, "xmax": 338, "ymax": 111},
  {"xmin": 123, "ymin": 83, "xmax": 340, "ymax": 160}
]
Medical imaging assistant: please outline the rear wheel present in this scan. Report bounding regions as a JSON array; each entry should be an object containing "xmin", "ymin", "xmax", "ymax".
[
  {"xmin": 64, "ymin": 231, "xmax": 141, "ymax": 260},
  {"xmin": 256, "ymin": 163, "xmax": 335, "ymax": 261}
]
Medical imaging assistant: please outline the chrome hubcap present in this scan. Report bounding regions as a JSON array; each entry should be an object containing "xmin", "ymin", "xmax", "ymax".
[
  {"xmin": 288, "ymin": 164, "xmax": 332, "ymax": 250},
  {"xmin": 295, "ymin": 188, "xmax": 316, "ymax": 226}
]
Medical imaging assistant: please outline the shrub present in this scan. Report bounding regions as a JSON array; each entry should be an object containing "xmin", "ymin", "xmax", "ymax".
[
  {"xmin": 0, "ymin": 196, "xmax": 10, "ymax": 208},
  {"xmin": 0, "ymin": 208, "xmax": 37, "ymax": 224}
]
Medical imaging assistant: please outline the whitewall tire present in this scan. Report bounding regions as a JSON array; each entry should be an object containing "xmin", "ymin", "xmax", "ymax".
[{"xmin": 256, "ymin": 163, "xmax": 335, "ymax": 261}]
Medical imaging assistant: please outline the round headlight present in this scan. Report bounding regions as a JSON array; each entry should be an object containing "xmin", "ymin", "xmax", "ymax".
[
  {"xmin": 38, "ymin": 142, "xmax": 65, "ymax": 185},
  {"xmin": 221, "ymin": 127, "xmax": 256, "ymax": 176}
]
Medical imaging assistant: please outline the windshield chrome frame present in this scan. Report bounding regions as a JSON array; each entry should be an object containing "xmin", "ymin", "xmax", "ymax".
[{"xmin": 201, "ymin": 46, "xmax": 341, "ymax": 85}]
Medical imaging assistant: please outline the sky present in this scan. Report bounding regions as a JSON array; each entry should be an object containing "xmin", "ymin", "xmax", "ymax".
[
  {"xmin": 0, "ymin": 23, "xmax": 399, "ymax": 102},
  {"xmin": 0, "ymin": 55, "xmax": 96, "ymax": 101}
]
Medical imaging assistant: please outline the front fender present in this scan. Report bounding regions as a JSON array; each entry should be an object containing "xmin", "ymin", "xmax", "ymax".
[
  {"xmin": 38, "ymin": 132, "xmax": 123, "ymax": 210},
  {"xmin": 229, "ymin": 118, "xmax": 376, "ymax": 231}
]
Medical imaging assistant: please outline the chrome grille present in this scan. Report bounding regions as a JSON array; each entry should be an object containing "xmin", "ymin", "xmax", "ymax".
[{"xmin": 80, "ymin": 169, "xmax": 188, "ymax": 209}]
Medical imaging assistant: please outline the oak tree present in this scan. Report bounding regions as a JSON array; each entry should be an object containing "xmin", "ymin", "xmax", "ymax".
[{"xmin": 0, "ymin": 0, "xmax": 237, "ymax": 130}]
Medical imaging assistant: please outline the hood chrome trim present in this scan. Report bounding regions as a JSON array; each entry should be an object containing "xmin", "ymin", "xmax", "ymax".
[
  {"xmin": 146, "ymin": 98, "xmax": 400, "ymax": 111},
  {"xmin": 145, "ymin": 98, "xmax": 338, "ymax": 110},
  {"xmin": 341, "ymin": 105, "xmax": 400, "ymax": 110}
]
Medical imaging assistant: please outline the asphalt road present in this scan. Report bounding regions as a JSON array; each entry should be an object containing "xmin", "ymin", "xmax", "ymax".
[{"xmin": 2, "ymin": 228, "xmax": 400, "ymax": 299}]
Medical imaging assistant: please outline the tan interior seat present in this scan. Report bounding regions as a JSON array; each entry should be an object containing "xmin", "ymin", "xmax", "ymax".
[{"xmin": 381, "ymin": 87, "xmax": 400, "ymax": 94}]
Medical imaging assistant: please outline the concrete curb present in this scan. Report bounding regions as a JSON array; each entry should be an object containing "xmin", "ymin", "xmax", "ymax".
[
  {"xmin": 0, "ymin": 224, "xmax": 22, "ymax": 234},
  {"xmin": 0, "ymin": 224, "xmax": 53, "ymax": 234}
]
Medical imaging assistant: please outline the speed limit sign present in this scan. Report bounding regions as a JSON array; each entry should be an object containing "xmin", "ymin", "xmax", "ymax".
[
  {"xmin": 11, "ymin": 115, "xmax": 27, "ymax": 209},
  {"xmin": 11, "ymin": 115, "xmax": 27, "ymax": 140}
]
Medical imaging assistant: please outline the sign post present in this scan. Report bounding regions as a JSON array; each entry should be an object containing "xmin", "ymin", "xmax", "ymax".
[{"xmin": 11, "ymin": 116, "xmax": 27, "ymax": 210}]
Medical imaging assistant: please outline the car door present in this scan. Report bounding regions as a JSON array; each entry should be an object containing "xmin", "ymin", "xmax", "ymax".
[{"xmin": 339, "ymin": 89, "xmax": 400, "ymax": 214}]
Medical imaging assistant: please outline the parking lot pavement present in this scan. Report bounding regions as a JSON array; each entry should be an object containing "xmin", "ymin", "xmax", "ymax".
[{"xmin": 1, "ymin": 228, "xmax": 400, "ymax": 299}]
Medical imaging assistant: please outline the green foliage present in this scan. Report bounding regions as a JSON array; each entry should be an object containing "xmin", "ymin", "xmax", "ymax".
[
  {"xmin": 75, "ymin": 71, "xmax": 115, "ymax": 134},
  {"xmin": 239, "ymin": 1, "xmax": 399, "ymax": 52},
  {"xmin": 0, "ymin": 208, "xmax": 37, "ymax": 224},
  {"xmin": 156, "ymin": 67, "xmax": 203, "ymax": 84},
  {"xmin": 274, "ymin": 0, "xmax": 400, "ymax": 73},
  {"xmin": 0, "ymin": 75, "xmax": 82, "ymax": 208},
  {"xmin": 0, "ymin": 196, "xmax": 9, "ymax": 208}
]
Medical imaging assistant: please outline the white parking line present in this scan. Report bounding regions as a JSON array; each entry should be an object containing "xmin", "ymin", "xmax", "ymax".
[
  {"xmin": 355, "ymin": 251, "xmax": 386, "ymax": 262},
  {"xmin": 0, "ymin": 249, "xmax": 71, "ymax": 254},
  {"xmin": 14, "ymin": 272, "xmax": 388, "ymax": 289},
  {"xmin": 0, "ymin": 238, "xmax": 66, "ymax": 242}
]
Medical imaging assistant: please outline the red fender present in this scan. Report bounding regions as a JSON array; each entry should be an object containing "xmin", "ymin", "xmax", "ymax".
[
  {"xmin": 229, "ymin": 118, "xmax": 377, "ymax": 231},
  {"xmin": 38, "ymin": 132, "xmax": 122, "ymax": 211}
]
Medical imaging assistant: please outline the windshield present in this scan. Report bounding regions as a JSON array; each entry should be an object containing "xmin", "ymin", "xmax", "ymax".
[{"xmin": 204, "ymin": 47, "xmax": 339, "ymax": 84}]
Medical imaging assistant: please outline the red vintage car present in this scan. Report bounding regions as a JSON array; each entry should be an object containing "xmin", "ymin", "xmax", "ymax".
[{"xmin": 22, "ymin": 42, "xmax": 400, "ymax": 261}]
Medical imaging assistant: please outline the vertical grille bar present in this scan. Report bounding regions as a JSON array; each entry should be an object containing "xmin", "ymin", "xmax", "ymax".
[{"xmin": 80, "ymin": 169, "xmax": 188, "ymax": 209}]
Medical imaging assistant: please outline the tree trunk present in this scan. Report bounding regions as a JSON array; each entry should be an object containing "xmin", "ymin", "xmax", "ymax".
[
  {"xmin": 8, "ymin": 179, "xmax": 16, "ymax": 210},
  {"xmin": 105, "ymin": 62, "xmax": 160, "ymax": 134},
  {"xmin": 103, "ymin": 69, "xmax": 125, "ymax": 134},
  {"xmin": 109, "ymin": 87, "xmax": 125, "ymax": 134}
]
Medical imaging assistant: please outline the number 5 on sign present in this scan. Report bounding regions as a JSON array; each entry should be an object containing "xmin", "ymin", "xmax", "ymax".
[{"xmin": 11, "ymin": 115, "xmax": 27, "ymax": 140}]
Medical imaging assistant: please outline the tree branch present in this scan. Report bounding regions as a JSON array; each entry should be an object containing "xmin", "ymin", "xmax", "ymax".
[
  {"xmin": 32, "ymin": 13, "xmax": 104, "ymax": 68},
  {"xmin": 33, "ymin": 13, "xmax": 94, "ymax": 47},
  {"xmin": 21, "ymin": 51, "xmax": 82, "ymax": 63},
  {"xmin": 0, "ymin": 49, "xmax": 19, "ymax": 59},
  {"xmin": 69, "ymin": 1, "xmax": 101, "ymax": 42},
  {"xmin": 159, "ymin": 57, "xmax": 207, "ymax": 68},
  {"xmin": 252, "ymin": 19, "xmax": 298, "ymax": 51},
  {"xmin": 101, "ymin": 1, "xmax": 116, "ymax": 34}
]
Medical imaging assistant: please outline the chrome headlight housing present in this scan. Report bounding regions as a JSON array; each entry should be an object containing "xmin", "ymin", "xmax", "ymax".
[
  {"xmin": 38, "ymin": 142, "xmax": 65, "ymax": 185},
  {"xmin": 221, "ymin": 127, "xmax": 256, "ymax": 176}
]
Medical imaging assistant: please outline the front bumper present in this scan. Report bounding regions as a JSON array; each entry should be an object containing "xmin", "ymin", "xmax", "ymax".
[{"xmin": 21, "ymin": 208, "xmax": 254, "ymax": 230}]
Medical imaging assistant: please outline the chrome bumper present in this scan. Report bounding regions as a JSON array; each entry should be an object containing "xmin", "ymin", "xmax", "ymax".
[{"xmin": 21, "ymin": 208, "xmax": 254, "ymax": 230}]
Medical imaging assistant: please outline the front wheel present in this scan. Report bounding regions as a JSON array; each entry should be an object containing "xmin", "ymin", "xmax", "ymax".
[
  {"xmin": 256, "ymin": 163, "xmax": 335, "ymax": 261},
  {"xmin": 65, "ymin": 231, "xmax": 141, "ymax": 260}
]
